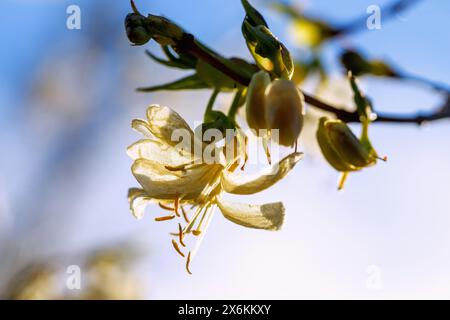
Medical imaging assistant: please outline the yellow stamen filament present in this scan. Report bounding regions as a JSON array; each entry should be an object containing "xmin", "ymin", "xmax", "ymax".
[
  {"xmin": 241, "ymin": 136, "xmax": 249, "ymax": 171},
  {"xmin": 171, "ymin": 239, "xmax": 185, "ymax": 258},
  {"xmin": 192, "ymin": 204, "xmax": 211, "ymax": 236},
  {"xmin": 181, "ymin": 205, "xmax": 189, "ymax": 223},
  {"xmin": 262, "ymin": 135, "xmax": 272, "ymax": 165},
  {"xmin": 184, "ymin": 205, "xmax": 203, "ymax": 234},
  {"xmin": 155, "ymin": 215, "xmax": 175, "ymax": 222},
  {"xmin": 178, "ymin": 223, "xmax": 186, "ymax": 247},
  {"xmin": 186, "ymin": 252, "xmax": 193, "ymax": 275}
]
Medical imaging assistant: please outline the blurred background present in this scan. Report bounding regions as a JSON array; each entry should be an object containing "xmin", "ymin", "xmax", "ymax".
[{"xmin": 1, "ymin": 0, "xmax": 449, "ymax": 299}]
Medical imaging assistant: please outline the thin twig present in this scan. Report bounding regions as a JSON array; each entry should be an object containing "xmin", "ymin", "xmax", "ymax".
[{"xmin": 176, "ymin": 33, "xmax": 450, "ymax": 125}]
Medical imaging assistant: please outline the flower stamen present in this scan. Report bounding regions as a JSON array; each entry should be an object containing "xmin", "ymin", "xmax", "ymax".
[
  {"xmin": 178, "ymin": 223, "xmax": 186, "ymax": 247},
  {"xmin": 241, "ymin": 135, "xmax": 249, "ymax": 171},
  {"xmin": 193, "ymin": 204, "xmax": 210, "ymax": 236},
  {"xmin": 171, "ymin": 239, "xmax": 185, "ymax": 257},
  {"xmin": 155, "ymin": 215, "xmax": 176, "ymax": 222},
  {"xmin": 174, "ymin": 193, "xmax": 180, "ymax": 217},
  {"xmin": 262, "ymin": 135, "xmax": 272, "ymax": 165},
  {"xmin": 159, "ymin": 202, "xmax": 175, "ymax": 211},
  {"xmin": 186, "ymin": 252, "xmax": 193, "ymax": 275},
  {"xmin": 181, "ymin": 205, "xmax": 189, "ymax": 223}
]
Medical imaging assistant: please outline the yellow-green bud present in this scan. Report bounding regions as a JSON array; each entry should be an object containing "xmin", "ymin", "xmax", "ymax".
[
  {"xmin": 265, "ymin": 79, "xmax": 304, "ymax": 147},
  {"xmin": 325, "ymin": 120, "xmax": 375, "ymax": 168},
  {"xmin": 316, "ymin": 118, "xmax": 358, "ymax": 172},
  {"xmin": 316, "ymin": 117, "xmax": 376, "ymax": 172}
]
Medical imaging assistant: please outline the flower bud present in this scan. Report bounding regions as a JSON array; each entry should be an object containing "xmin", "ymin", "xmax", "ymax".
[
  {"xmin": 125, "ymin": 13, "xmax": 152, "ymax": 45},
  {"xmin": 241, "ymin": 0, "xmax": 293, "ymax": 79},
  {"xmin": 246, "ymin": 71, "xmax": 271, "ymax": 132},
  {"xmin": 125, "ymin": 11, "xmax": 184, "ymax": 47},
  {"xmin": 325, "ymin": 120, "xmax": 375, "ymax": 168},
  {"xmin": 317, "ymin": 117, "xmax": 376, "ymax": 171},
  {"xmin": 265, "ymin": 79, "xmax": 304, "ymax": 147},
  {"xmin": 316, "ymin": 118, "xmax": 358, "ymax": 172}
]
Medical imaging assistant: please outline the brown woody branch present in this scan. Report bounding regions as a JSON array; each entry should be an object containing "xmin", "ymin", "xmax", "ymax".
[{"xmin": 177, "ymin": 33, "xmax": 450, "ymax": 125}]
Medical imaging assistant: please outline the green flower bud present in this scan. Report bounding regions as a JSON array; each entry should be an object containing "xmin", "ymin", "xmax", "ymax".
[
  {"xmin": 325, "ymin": 120, "xmax": 375, "ymax": 168},
  {"xmin": 316, "ymin": 118, "xmax": 358, "ymax": 172},
  {"xmin": 196, "ymin": 111, "xmax": 236, "ymax": 138},
  {"xmin": 125, "ymin": 13, "xmax": 152, "ymax": 45},
  {"xmin": 146, "ymin": 15, "xmax": 184, "ymax": 46},
  {"xmin": 316, "ymin": 117, "xmax": 384, "ymax": 189},
  {"xmin": 125, "ymin": 8, "xmax": 184, "ymax": 47},
  {"xmin": 341, "ymin": 50, "xmax": 396, "ymax": 77},
  {"xmin": 265, "ymin": 79, "xmax": 304, "ymax": 147},
  {"xmin": 317, "ymin": 117, "xmax": 377, "ymax": 171},
  {"xmin": 241, "ymin": 0, "xmax": 293, "ymax": 79}
]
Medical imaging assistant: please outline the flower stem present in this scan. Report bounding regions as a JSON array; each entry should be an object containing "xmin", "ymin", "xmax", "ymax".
[
  {"xmin": 227, "ymin": 89, "xmax": 244, "ymax": 121},
  {"xmin": 204, "ymin": 89, "xmax": 220, "ymax": 122}
]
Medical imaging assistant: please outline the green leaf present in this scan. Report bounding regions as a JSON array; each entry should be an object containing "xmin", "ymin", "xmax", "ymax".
[
  {"xmin": 137, "ymin": 74, "xmax": 209, "ymax": 92},
  {"xmin": 145, "ymin": 50, "xmax": 192, "ymax": 69}
]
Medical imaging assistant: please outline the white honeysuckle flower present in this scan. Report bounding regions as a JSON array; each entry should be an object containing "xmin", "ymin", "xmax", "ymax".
[{"xmin": 127, "ymin": 104, "xmax": 302, "ymax": 274}]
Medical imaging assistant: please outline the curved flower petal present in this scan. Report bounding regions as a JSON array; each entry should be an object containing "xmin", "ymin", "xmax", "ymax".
[
  {"xmin": 128, "ymin": 188, "xmax": 152, "ymax": 219},
  {"xmin": 221, "ymin": 152, "xmax": 303, "ymax": 195},
  {"xmin": 217, "ymin": 197, "xmax": 285, "ymax": 231},
  {"xmin": 131, "ymin": 119, "xmax": 153, "ymax": 137},
  {"xmin": 146, "ymin": 104, "xmax": 194, "ymax": 147},
  {"xmin": 127, "ymin": 139, "xmax": 192, "ymax": 167},
  {"xmin": 132, "ymin": 159, "xmax": 222, "ymax": 200}
]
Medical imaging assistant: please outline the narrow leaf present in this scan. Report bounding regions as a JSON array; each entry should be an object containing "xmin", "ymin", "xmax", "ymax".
[{"xmin": 137, "ymin": 74, "xmax": 209, "ymax": 92}]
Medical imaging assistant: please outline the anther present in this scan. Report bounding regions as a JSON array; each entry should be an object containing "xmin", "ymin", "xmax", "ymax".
[
  {"xmin": 171, "ymin": 239, "xmax": 185, "ymax": 258},
  {"xmin": 186, "ymin": 252, "xmax": 193, "ymax": 275},
  {"xmin": 178, "ymin": 223, "xmax": 186, "ymax": 247},
  {"xmin": 181, "ymin": 205, "xmax": 189, "ymax": 223},
  {"xmin": 155, "ymin": 215, "xmax": 175, "ymax": 222},
  {"xmin": 174, "ymin": 193, "xmax": 180, "ymax": 217},
  {"xmin": 159, "ymin": 202, "xmax": 175, "ymax": 211}
]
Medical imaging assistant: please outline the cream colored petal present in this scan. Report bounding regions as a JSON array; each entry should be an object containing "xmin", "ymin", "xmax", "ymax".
[
  {"xmin": 127, "ymin": 188, "xmax": 152, "ymax": 220},
  {"xmin": 146, "ymin": 104, "xmax": 194, "ymax": 147},
  {"xmin": 132, "ymin": 159, "xmax": 222, "ymax": 200},
  {"xmin": 217, "ymin": 197, "xmax": 285, "ymax": 231},
  {"xmin": 131, "ymin": 119, "xmax": 153, "ymax": 137},
  {"xmin": 221, "ymin": 152, "xmax": 303, "ymax": 195},
  {"xmin": 127, "ymin": 139, "xmax": 192, "ymax": 166}
]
